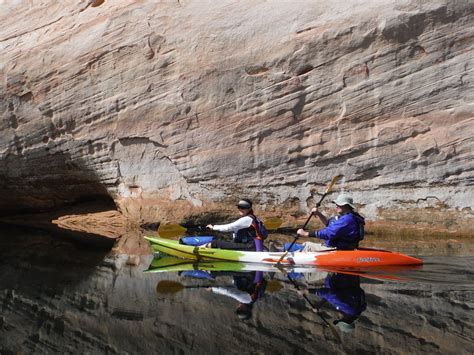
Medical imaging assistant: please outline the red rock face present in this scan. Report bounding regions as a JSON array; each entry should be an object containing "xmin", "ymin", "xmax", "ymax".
[{"xmin": 0, "ymin": 1, "xmax": 472, "ymax": 232}]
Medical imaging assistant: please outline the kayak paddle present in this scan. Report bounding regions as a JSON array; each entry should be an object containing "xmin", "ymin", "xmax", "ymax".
[
  {"xmin": 156, "ymin": 280, "xmax": 212, "ymax": 294},
  {"xmin": 156, "ymin": 279, "xmax": 283, "ymax": 295},
  {"xmin": 157, "ymin": 224, "xmax": 188, "ymax": 236},
  {"xmin": 286, "ymin": 273, "xmax": 341, "ymax": 341},
  {"xmin": 158, "ymin": 217, "xmax": 283, "ymax": 238},
  {"xmin": 276, "ymin": 175, "xmax": 343, "ymax": 264},
  {"xmin": 262, "ymin": 217, "xmax": 284, "ymax": 231}
]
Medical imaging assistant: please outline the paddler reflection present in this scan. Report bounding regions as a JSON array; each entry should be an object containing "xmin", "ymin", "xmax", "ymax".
[
  {"xmin": 302, "ymin": 272, "xmax": 367, "ymax": 332},
  {"xmin": 182, "ymin": 270, "xmax": 267, "ymax": 321}
]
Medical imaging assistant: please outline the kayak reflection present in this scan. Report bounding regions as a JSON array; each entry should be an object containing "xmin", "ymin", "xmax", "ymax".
[
  {"xmin": 147, "ymin": 255, "xmax": 421, "ymax": 281},
  {"xmin": 149, "ymin": 256, "xmax": 393, "ymax": 329}
]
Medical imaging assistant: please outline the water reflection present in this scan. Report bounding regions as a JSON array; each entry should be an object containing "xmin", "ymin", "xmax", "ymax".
[
  {"xmin": 306, "ymin": 273, "xmax": 366, "ymax": 332},
  {"xmin": 152, "ymin": 259, "xmax": 369, "ymax": 331},
  {"xmin": 147, "ymin": 255, "xmax": 474, "ymax": 353},
  {"xmin": 149, "ymin": 257, "xmax": 409, "ymax": 336},
  {"xmin": 1, "ymin": 226, "xmax": 473, "ymax": 354},
  {"xmin": 203, "ymin": 271, "xmax": 265, "ymax": 321}
]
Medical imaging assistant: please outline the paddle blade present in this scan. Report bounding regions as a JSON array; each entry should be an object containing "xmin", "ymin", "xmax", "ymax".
[
  {"xmin": 266, "ymin": 280, "xmax": 284, "ymax": 293},
  {"xmin": 327, "ymin": 321, "xmax": 342, "ymax": 342},
  {"xmin": 158, "ymin": 224, "xmax": 187, "ymax": 238},
  {"xmin": 325, "ymin": 174, "xmax": 344, "ymax": 194},
  {"xmin": 156, "ymin": 280, "xmax": 185, "ymax": 294},
  {"xmin": 264, "ymin": 217, "xmax": 283, "ymax": 230}
]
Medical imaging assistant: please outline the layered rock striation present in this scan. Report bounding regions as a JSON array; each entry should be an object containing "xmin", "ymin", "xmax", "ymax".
[{"xmin": 1, "ymin": 0, "xmax": 473, "ymax": 233}]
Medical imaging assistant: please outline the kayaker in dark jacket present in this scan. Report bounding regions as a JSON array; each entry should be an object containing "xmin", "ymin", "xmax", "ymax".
[
  {"xmin": 207, "ymin": 271, "xmax": 266, "ymax": 321},
  {"xmin": 206, "ymin": 199, "xmax": 265, "ymax": 251},
  {"xmin": 297, "ymin": 194, "xmax": 365, "ymax": 250}
]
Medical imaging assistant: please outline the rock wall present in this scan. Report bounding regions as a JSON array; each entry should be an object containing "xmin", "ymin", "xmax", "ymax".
[{"xmin": 0, "ymin": 0, "xmax": 473, "ymax": 232}]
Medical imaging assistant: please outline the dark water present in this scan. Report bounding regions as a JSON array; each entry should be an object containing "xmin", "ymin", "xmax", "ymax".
[{"xmin": 0, "ymin": 226, "xmax": 473, "ymax": 354}]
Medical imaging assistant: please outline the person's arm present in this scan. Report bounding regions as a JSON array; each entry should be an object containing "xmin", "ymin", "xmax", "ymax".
[
  {"xmin": 296, "ymin": 208, "xmax": 329, "ymax": 237},
  {"xmin": 210, "ymin": 287, "xmax": 253, "ymax": 304},
  {"xmin": 315, "ymin": 215, "xmax": 352, "ymax": 241},
  {"xmin": 312, "ymin": 207, "xmax": 329, "ymax": 226},
  {"xmin": 210, "ymin": 216, "xmax": 253, "ymax": 232}
]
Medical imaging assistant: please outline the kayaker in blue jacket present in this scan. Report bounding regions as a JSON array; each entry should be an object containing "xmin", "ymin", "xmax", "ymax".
[
  {"xmin": 296, "ymin": 194, "xmax": 365, "ymax": 250},
  {"xmin": 205, "ymin": 199, "xmax": 265, "ymax": 251}
]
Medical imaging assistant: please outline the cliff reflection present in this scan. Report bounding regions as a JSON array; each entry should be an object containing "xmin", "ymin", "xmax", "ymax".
[{"xmin": 1, "ymin": 227, "xmax": 472, "ymax": 354}]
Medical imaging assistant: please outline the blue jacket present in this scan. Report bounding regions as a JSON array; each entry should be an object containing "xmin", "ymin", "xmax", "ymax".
[
  {"xmin": 316, "ymin": 274, "xmax": 366, "ymax": 317},
  {"xmin": 309, "ymin": 212, "xmax": 365, "ymax": 249}
]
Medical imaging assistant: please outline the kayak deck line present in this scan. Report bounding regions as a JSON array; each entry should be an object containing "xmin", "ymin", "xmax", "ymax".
[{"xmin": 144, "ymin": 236, "xmax": 423, "ymax": 267}]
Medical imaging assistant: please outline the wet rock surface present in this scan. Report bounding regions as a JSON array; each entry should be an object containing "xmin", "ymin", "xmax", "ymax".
[
  {"xmin": 52, "ymin": 210, "xmax": 127, "ymax": 238},
  {"xmin": 0, "ymin": 1, "xmax": 473, "ymax": 237}
]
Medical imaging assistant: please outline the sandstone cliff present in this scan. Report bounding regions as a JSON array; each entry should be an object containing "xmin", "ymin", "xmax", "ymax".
[{"xmin": 1, "ymin": 0, "xmax": 472, "ymax": 234}]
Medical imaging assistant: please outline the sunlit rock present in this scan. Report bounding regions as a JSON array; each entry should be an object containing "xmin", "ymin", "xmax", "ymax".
[{"xmin": 0, "ymin": 0, "xmax": 472, "ymax": 235}]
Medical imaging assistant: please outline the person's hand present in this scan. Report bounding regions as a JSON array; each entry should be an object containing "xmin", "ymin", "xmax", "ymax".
[
  {"xmin": 206, "ymin": 224, "xmax": 213, "ymax": 230},
  {"xmin": 297, "ymin": 229, "xmax": 309, "ymax": 237},
  {"xmin": 297, "ymin": 289, "xmax": 309, "ymax": 296},
  {"xmin": 311, "ymin": 207, "xmax": 319, "ymax": 215}
]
